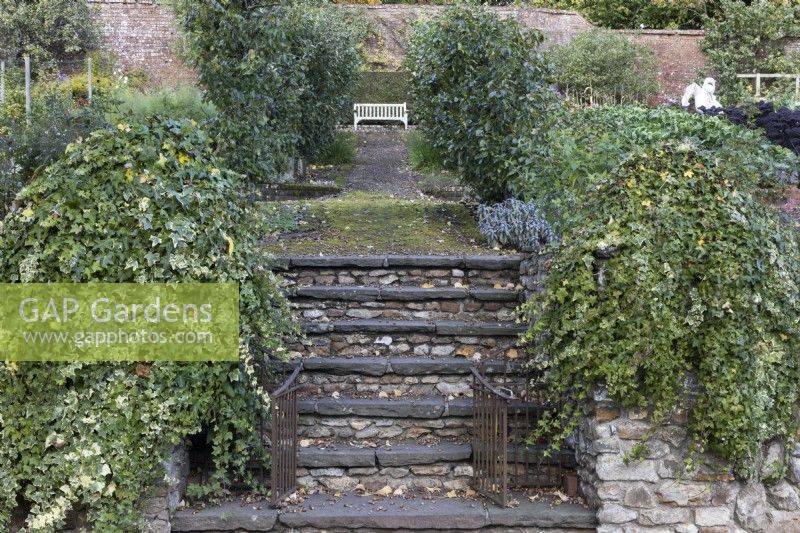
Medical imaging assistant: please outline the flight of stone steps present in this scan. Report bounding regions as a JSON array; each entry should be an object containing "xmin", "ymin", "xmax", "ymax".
[
  {"xmin": 172, "ymin": 254, "xmax": 596, "ymax": 531},
  {"xmin": 278, "ymin": 255, "xmax": 528, "ymax": 494}
]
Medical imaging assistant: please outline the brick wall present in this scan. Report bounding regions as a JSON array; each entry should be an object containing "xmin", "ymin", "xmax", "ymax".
[
  {"xmin": 620, "ymin": 29, "xmax": 707, "ymax": 103},
  {"xmin": 89, "ymin": 1, "xmax": 705, "ymax": 101},
  {"xmin": 88, "ymin": 0, "xmax": 195, "ymax": 87}
]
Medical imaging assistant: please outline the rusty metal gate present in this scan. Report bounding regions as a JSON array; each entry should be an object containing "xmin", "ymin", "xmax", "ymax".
[
  {"xmin": 269, "ymin": 363, "xmax": 301, "ymax": 505},
  {"xmin": 471, "ymin": 365, "xmax": 577, "ymax": 507}
]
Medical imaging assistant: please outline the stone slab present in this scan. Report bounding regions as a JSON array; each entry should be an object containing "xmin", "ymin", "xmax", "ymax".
[
  {"xmin": 464, "ymin": 256, "xmax": 524, "ymax": 270},
  {"xmin": 487, "ymin": 501, "xmax": 596, "ymax": 528},
  {"xmin": 376, "ymin": 443, "xmax": 473, "ymax": 466},
  {"xmin": 284, "ymin": 256, "xmax": 388, "ymax": 268},
  {"xmin": 469, "ymin": 288, "xmax": 523, "ymax": 302},
  {"xmin": 379, "ymin": 287, "xmax": 469, "ymax": 300},
  {"xmin": 303, "ymin": 357, "xmax": 390, "ymax": 376},
  {"xmin": 299, "ymin": 446, "xmax": 376, "ymax": 467},
  {"xmin": 445, "ymin": 399, "xmax": 474, "ymax": 417},
  {"xmin": 326, "ymin": 319, "xmax": 437, "ymax": 333},
  {"xmin": 389, "ymin": 357, "xmax": 474, "ymax": 375},
  {"xmin": 278, "ymin": 494, "xmax": 488, "ymax": 530},
  {"xmin": 172, "ymin": 502, "xmax": 278, "ymax": 531},
  {"xmin": 309, "ymin": 398, "xmax": 446, "ymax": 418},
  {"xmin": 435, "ymin": 321, "xmax": 527, "ymax": 336},
  {"xmin": 385, "ymin": 255, "xmax": 465, "ymax": 267},
  {"xmin": 294, "ymin": 286, "xmax": 380, "ymax": 301}
]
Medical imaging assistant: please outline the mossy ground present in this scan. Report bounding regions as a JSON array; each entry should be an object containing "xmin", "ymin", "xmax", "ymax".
[{"xmin": 261, "ymin": 192, "xmax": 499, "ymax": 255}]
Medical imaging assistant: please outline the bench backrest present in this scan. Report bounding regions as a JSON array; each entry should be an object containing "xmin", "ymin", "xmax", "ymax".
[{"xmin": 354, "ymin": 103, "xmax": 407, "ymax": 119}]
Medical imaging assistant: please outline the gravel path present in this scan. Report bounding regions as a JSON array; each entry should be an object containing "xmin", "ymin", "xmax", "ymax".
[{"xmin": 345, "ymin": 130, "xmax": 423, "ymax": 198}]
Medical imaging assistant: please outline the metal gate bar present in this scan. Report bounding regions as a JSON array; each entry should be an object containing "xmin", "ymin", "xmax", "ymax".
[{"xmin": 270, "ymin": 364, "xmax": 301, "ymax": 506}]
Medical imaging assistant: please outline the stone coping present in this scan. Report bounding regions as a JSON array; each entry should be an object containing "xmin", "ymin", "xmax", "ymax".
[
  {"xmin": 298, "ymin": 443, "xmax": 472, "ymax": 468},
  {"xmin": 301, "ymin": 319, "xmax": 527, "ymax": 336},
  {"xmin": 270, "ymin": 255, "xmax": 524, "ymax": 270},
  {"xmin": 172, "ymin": 494, "xmax": 596, "ymax": 531},
  {"xmin": 301, "ymin": 356, "xmax": 523, "ymax": 376},
  {"xmin": 298, "ymin": 443, "xmax": 576, "ymax": 469},
  {"xmin": 298, "ymin": 397, "xmax": 543, "ymax": 418},
  {"xmin": 289, "ymin": 286, "xmax": 522, "ymax": 302}
]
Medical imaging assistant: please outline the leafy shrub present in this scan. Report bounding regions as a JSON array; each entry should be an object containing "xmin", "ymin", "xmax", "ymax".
[
  {"xmin": 176, "ymin": 2, "xmax": 362, "ymax": 182},
  {"xmin": 106, "ymin": 86, "xmax": 218, "ymax": 125},
  {"xmin": 0, "ymin": 117, "xmax": 295, "ymax": 529},
  {"xmin": 549, "ymin": 29, "xmax": 658, "ymax": 105},
  {"xmin": 293, "ymin": 5, "xmax": 363, "ymax": 162},
  {"xmin": 477, "ymin": 198, "xmax": 555, "ymax": 252},
  {"xmin": 527, "ymin": 0, "xmax": 715, "ymax": 29},
  {"xmin": 0, "ymin": 90, "xmax": 107, "ymax": 217},
  {"xmin": 0, "ymin": 0, "xmax": 98, "ymax": 72},
  {"xmin": 702, "ymin": 0, "xmax": 800, "ymax": 104},
  {"xmin": 524, "ymin": 145, "xmax": 800, "ymax": 478},
  {"xmin": 406, "ymin": 4, "xmax": 559, "ymax": 202},
  {"xmin": 515, "ymin": 106, "xmax": 798, "ymax": 230}
]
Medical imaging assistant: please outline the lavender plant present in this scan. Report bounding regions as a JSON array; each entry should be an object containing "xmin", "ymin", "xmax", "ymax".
[{"xmin": 477, "ymin": 198, "xmax": 556, "ymax": 252}]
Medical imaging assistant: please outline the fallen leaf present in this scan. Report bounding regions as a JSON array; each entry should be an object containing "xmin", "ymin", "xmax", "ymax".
[
  {"xmin": 425, "ymin": 487, "xmax": 441, "ymax": 494},
  {"xmin": 446, "ymin": 490, "xmax": 458, "ymax": 498},
  {"xmin": 392, "ymin": 487, "xmax": 404, "ymax": 496},
  {"xmin": 378, "ymin": 391, "xmax": 389, "ymax": 399},
  {"xmin": 375, "ymin": 485, "xmax": 393, "ymax": 496},
  {"xmin": 393, "ymin": 389, "xmax": 403, "ymax": 397},
  {"xmin": 332, "ymin": 391, "xmax": 340, "ymax": 399},
  {"xmin": 420, "ymin": 283, "xmax": 435, "ymax": 289},
  {"xmin": 465, "ymin": 488, "xmax": 477, "ymax": 497},
  {"xmin": 299, "ymin": 439, "xmax": 312, "ymax": 448}
]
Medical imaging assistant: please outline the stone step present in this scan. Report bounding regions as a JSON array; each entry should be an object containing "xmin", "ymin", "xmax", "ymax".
[
  {"xmin": 301, "ymin": 319, "xmax": 527, "ymax": 336},
  {"xmin": 290, "ymin": 320, "xmax": 525, "ymax": 359},
  {"xmin": 297, "ymin": 443, "xmax": 474, "ymax": 492},
  {"xmin": 172, "ymin": 493, "xmax": 597, "ymax": 532},
  {"xmin": 290, "ymin": 286, "xmax": 521, "ymax": 323},
  {"xmin": 289, "ymin": 286, "xmax": 523, "ymax": 302},
  {"xmin": 302, "ymin": 356, "xmax": 522, "ymax": 376},
  {"xmin": 272, "ymin": 254, "xmax": 524, "ymax": 289},
  {"xmin": 299, "ymin": 357, "xmax": 524, "ymax": 398},
  {"xmin": 297, "ymin": 397, "xmax": 545, "ymax": 443}
]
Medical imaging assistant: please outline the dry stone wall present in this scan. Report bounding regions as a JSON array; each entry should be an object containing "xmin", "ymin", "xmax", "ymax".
[{"xmin": 577, "ymin": 396, "xmax": 800, "ymax": 532}]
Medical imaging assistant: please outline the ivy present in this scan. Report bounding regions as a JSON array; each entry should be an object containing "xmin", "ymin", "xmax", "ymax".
[
  {"xmin": 524, "ymin": 145, "xmax": 800, "ymax": 478},
  {"xmin": 513, "ymin": 106, "xmax": 798, "ymax": 232},
  {"xmin": 0, "ymin": 117, "xmax": 296, "ymax": 530}
]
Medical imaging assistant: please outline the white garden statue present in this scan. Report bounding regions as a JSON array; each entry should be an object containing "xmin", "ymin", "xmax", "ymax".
[{"xmin": 681, "ymin": 77, "xmax": 721, "ymax": 112}]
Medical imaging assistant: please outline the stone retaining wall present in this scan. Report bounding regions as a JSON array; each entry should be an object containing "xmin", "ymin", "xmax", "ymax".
[
  {"xmin": 577, "ymin": 396, "xmax": 800, "ymax": 532},
  {"xmin": 299, "ymin": 413, "xmax": 472, "ymax": 443},
  {"xmin": 297, "ymin": 462, "xmax": 474, "ymax": 493},
  {"xmin": 289, "ymin": 330, "xmax": 520, "ymax": 359},
  {"xmin": 292, "ymin": 297, "xmax": 519, "ymax": 323},
  {"xmin": 280, "ymin": 265, "xmax": 521, "ymax": 288}
]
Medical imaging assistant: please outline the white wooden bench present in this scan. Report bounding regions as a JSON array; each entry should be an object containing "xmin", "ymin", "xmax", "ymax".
[{"xmin": 354, "ymin": 103, "xmax": 408, "ymax": 130}]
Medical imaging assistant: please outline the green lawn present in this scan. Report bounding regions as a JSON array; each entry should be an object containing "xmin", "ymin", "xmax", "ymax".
[{"xmin": 261, "ymin": 192, "xmax": 497, "ymax": 255}]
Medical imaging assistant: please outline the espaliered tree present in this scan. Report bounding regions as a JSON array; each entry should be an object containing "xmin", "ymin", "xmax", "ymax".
[
  {"xmin": 175, "ymin": 0, "xmax": 362, "ymax": 182},
  {"xmin": 406, "ymin": 4, "xmax": 559, "ymax": 202},
  {"xmin": 524, "ymin": 145, "xmax": 800, "ymax": 478}
]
